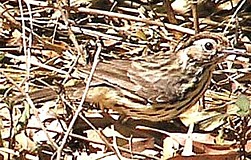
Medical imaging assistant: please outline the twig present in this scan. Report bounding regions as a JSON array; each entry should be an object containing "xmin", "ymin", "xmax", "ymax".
[
  {"xmin": 77, "ymin": 7, "xmax": 195, "ymax": 35},
  {"xmin": 0, "ymin": 71, "xmax": 59, "ymax": 150},
  {"xmin": 191, "ymin": 0, "xmax": 200, "ymax": 34},
  {"xmin": 223, "ymin": 0, "xmax": 246, "ymax": 33},
  {"xmin": 4, "ymin": 53, "xmax": 69, "ymax": 75},
  {"xmin": 55, "ymin": 41, "xmax": 123, "ymax": 160}
]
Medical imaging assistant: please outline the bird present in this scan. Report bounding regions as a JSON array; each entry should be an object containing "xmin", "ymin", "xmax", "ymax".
[{"xmin": 12, "ymin": 32, "xmax": 232, "ymax": 122}]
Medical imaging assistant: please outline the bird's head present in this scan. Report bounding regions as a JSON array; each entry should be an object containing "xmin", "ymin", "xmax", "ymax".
[{"xmin": 174, "ymin": 32, "xmax": 232, "ymax": 69}]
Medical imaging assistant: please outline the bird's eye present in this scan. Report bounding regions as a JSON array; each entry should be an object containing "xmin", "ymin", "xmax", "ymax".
[{"xmin": 204, "ymin": 42, "xmax": 214, "ymax": 51}]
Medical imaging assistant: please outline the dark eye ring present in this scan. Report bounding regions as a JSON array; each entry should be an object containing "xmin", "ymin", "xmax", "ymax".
[{"xmin": 204, "ymin": 42, "xmax": 214, "ymax": 51}]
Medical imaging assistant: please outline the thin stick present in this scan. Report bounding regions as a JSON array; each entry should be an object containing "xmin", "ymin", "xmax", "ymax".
[
  {"xmin": 224, "ymin": 0, "xmax": 246, "ymax": 33},
  {"xmin": 0, "ymin": 71, "xmax": 59, "ymax": 150},
  {"xmin": 77, "ymin": 7, "xmax": 195, "ymax": 35},
  {"xmin": 55, "ymin": 41, "xmax": 121, "ymax": 160},
  {"xmin": 191, "ymin": 0, "xmax": 199, "ymax": 34}
]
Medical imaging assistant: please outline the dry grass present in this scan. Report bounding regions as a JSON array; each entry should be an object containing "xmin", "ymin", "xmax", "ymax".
[{"xmin": 0, "ymin": 0, "xmax": 250, "ymax": 159}]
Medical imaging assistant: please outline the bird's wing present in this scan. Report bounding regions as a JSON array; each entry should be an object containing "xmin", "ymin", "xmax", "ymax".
[{"xmin": 83, "ymin": 57, "xmax": 186, "ymax": 104}]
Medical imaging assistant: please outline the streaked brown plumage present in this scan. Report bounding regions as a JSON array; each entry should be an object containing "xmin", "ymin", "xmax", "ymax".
[{"xmin": 13, "ymin": 32, "xmax": 231, "ymax": 121}]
